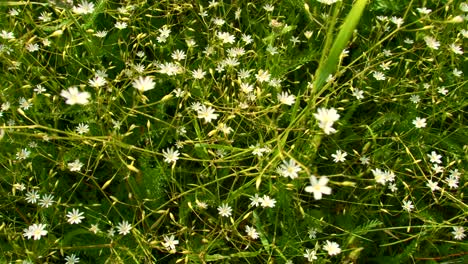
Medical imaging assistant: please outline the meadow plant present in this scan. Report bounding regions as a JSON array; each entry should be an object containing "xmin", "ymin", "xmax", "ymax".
[{"xmin": 0, "ymin": 0, "xmax": 466, "ymax": 263}]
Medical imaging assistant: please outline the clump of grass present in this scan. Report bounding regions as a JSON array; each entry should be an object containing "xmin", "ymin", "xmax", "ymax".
[{"xmin": 0, "ymin": 0, "xmax": 466, "ymax": 263}]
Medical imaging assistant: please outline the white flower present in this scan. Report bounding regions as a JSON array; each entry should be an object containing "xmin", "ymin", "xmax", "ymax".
[
  {"xmin": 313, "ymin": 107, "xmax": 340, "ymax": 134},
  {"xmin": 25, "ymin": 189, "xmax": 40, "ymax": 204},
  {"xmin": 426, "ymin": 180, "xmax": 440, "ymax": 192},
  {"xmin": 171, "ymin": 49, "xmax": 186, "ymax": 61},
  {"xmin": 416, "ymin": 7, "xmax": 432, "ymax": 14},
  {"xmin": 114, "ymin": 21, "xmax": 127, "ymax": 29},
  {"xmin": 0, "ymin": 30, "xmax": 14, "ymax": 39},
  {"xmin": 75, "ymin": 123, "xmax": 89, "ymax": 135},
  {"xmin": 305, "ymin": 175, "xmax": 332, "ymax": 200},
  {"xmin": 448, "ymin": 43, "xmax": 463, "ymax": 55},
  {"xmin": 217, "ymin": 31, "xmax": 235, "ymax": 44},
  {"xmin": 255, "ymin": 69, "xmax": 271, "ymax": 83},
  {"xmin": 68, "ymin": 159, "xmax": 84, "ymax": 172},
  {"xmin": 452, "ymin": 226, "xmax": 465, "ymax": 240},
  {"xmin": 88, "ymin": 75, "xmax": 106, "ymax": 87},
  {"xmin": 65, "ymin": 254, "xmax": 80, "ymax": 264},
  {"xmin": 351, "ymin": 88, "xmax": 364, "ymax": 100},
  {"xmin": 250, "ymin": 193, "xmax": 262, "ymax": 207},
  {"xmin": 303, "ymin": 248, "xmax": 317, "ymax": 262},
  {"xmin": 132, "ymin": 76, "xmax": 155, "ymax": 92},
  {"xmin": 323, "ymin": 240, "xmax": 341, "ymax": 256},
  {"xmin": 453, "ymin": 68, "xmax": 463, "ymax": 77},
  {"xmin": 72, "ymin": 0, "xmax": 95, "ymax": 14},
  {"xmin": 66, "ymin": 208, "xmax": 85, "ymax": 224},
  {"xmin": 372, "ymin": 71, "xmax": 386, "ymax": 80},
  {"xmin": 332, "ymin": 150, "xmax": 347, "ymax": 163},
  {"xmin": 277, "ymin": 91, "xmax": 296, "ymax": 106},
  {"xmin": 23, "ymin": 223, "xmax": 47, "ymax": 240},
  {"xmin": 197, "ymin": 105, "xmax": 218, "ymax": 123},
  {"xmin": 217, "ymin": 203, "xmax": 232, "ymax": 217},
  {"xmin": 117, "ymin": 220, "xmax": 132, "ymax": 235},
  {"xmin": 16, "ymin": 148, "xmax": 31, "ymax": 160},
  {"xmin": 277, "ymin": 159, "xmax": 302, "ymax": 179},
  {"xmin": 192, "ymin": 68, "xmax": 206, "ymax": 79},
  {"xmin": 427, "ymin": 151, "xmax": 442, "ymax": 164},
  {"xmin": 89, "ymin": 224, "xmax": 100, "ymax": 234},
  {"xmin": 61, "ymin": 87, "xmax": 91, "ymax": 105},
  {"xmin": 162, "ymin": 147, "xmax": 180, "ymax": 164},
  {"xmin": 39, "ymin": 194, "xmax": 55, "ymax": 208},
  {"xmin": 317, "ymin": 0, "xmax": 340, "ymax": 5},
  {"xmin": 424, "ymin": 36, "xmax": 440, "ymax": 50},
  {"xmin": 162, "ymin": 234, "xmax": 179, "ymax": 251},
  {"xmin": 245, "ymin": 225, "xmax": 259, "ymax": 239},
  {"xmin": 402, "ymin": 200, "xmax": 414, "ymax": 212},
  {"xmin": 412, "ymin": 117, "xmax": 426, "ymax": 128},
  {"xmin": 260, "ymin": 195, "xmax": 276, "ymax": 208}
]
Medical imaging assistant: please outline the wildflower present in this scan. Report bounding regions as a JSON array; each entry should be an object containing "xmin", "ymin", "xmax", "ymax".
[
  {"xmin": 360, "ymin": 156, "xmax": 370, "ymax": 165},
  {"xmin": 372, "ymin": 168, "xmax": 387, "ymax": 185},
  {"xmin": 171, "ymin": 49, "xmax": 186, "ymax": 61},
  {"xmin": 305, "ymin": 175, "xmax": 332, "ymax": 200},
  {"xmin": 217, "ymin": 32, "xmax": 235, "ymax": 44},
  {"xmin": 89, "ymin": 224, "xmax": 100, "ymax": 234},
  {"xmin": 217, "ymin": 123, "xmax": 233, "ymax": 135},
  {"xmin": 34, "ymin": 84, "xmax": 47, "ymax": 94},
  {"xmin": 16, "ymin": 148, "xmax": 31, "ymax": 160},
  {"xmin": 75, "ymin": 123, "xmax": 89, "ymax": 135},
  {"xmin": 23, "ymin": 223, "xmax": 47, "ymax": 240},
  {"xmin": 452, "ymin": 227, "xmax": 465, "ymax": 240},
  {"xmin": 68, "ymin": 159, "xmax": 84, "ymax": 172},
  {"xmin": 402, "ymin": 200, "xmax": 414, "ymax": 212},
  {"xmin": 424, "ymin": 36, "xmax": 440, "ymax": 50},
  {"xmin": 114, "ymin": 21, "xmax": 127, "ymax": 29},
  {"xmin": 88, "ymin": 75, "xmax": 106, "ymax": 88},
  {"xmin": 427, "ymin": 151, "xmax": 442, "ymax": 164},
  {"xmin": 412, "ymin": 117, "xmax": 426, "ymax": 128},
  {"xmin": 65, "ymin": 254, "xmax": 80, "ymax": 264},
  {"xmin": 26, "ymin": 43, "xmax": 39, "ymax": 52},
  {"xmin": 197, "ymin": 105, "xmax": 218, "ymax": 123},
  {"xmin": 390, "ymin": 16, "xmax": 404, "ymax": 27},
  {"xmin": 217, "ymin": 203, "xmax": 232, "ymax": 217},
  {"xmin": 426, "ymin": 180, "xmax": 440, "ymax": 191},
  {"xmin": 212, "ymin": 17, "xmax": 225, "ymax": 26},
  {"xmin": 39, "ymin": 194, "xmax": 55, "ymax": 208},
  {"xmin": 260, "ymin": 195, "xmax": 276, "ymax": 208},
  {"xmin": 410, "ymin": 95, "xmax": 420, "ymax": 104},
  {"xmin": 437, "ymin": 86, "xmax": 448, "ymax": 95},
  {"xmin": 94, "ymin": 30, "xmax": 107, "ymax": 38},
  {"xmin": 162, "ymin": 234, "xmax": 179, "ymax": 251},
  {"xmin": 25, "ymin": 189, "xmax": 40, "ymax": 204},
  {"xmin": 158, "ymin": 62, "xmax": 182, "ymax": 75},
  {"xmin": 388, "ymin": 183, "xmax": 398, "ymax": 192},
  {"xmin": 416, "ymin": 7, "xmax": 432, "ymax": 14},
  {"xmin": 61, "ymin": 87, "xmax": 91, "ymax": 105},
  {"xmin": 66, "ymin": 208, "xmax": 85, "ymax": 224},
  {"xmin": 308, "ymin": 227, "xmax": 318, "ymax": 239},
  {"xmin": 317, "ymin": 0, "xmax": 340, "ymax": 5},
  {"xmin": 162, "ymin": 147, "xmax": 180, "ymax": 164},
  {"xmin": 116, "ymin": 220, "xmax": 132, "ymax": 235},
  {"xmin": 277, "ymin": 159, "xmax": 302, "ymax": 179},
  {"xmin": 72, "ymin": 0, "xmax": 95, "ymax": 14},
  {"xmin": 241, "ymin": 34, "xmax": 253, "ymax": 44},
  {"xmin": 372, "ymin": 71, "xmax": 386, "ymax": 80},
  {"xmin": 245, "ymin": 225, "xmax": 259, "ymax": 239},
  {"xmin": 132, "ymin": 76, "xmax": 155, "ymax": 92},
  {"xmin": 192, "ymin": 68, "xmax": 206, "ymax": 79},
  {"xmin": 277, "ymin": 91, "xmax": 296, "ymax": 106},
  {"xmin": 448, "ymin": 43, "xmax": 463, "ymax": 55},
  {"xmin": 250, "ymin": 193, "xmax": 262, "ymax": 207},
  {"xmin": 332, "ymin": 150, "xmax": 347, "ymax": 163},
  {"xmin": 303, "ymin": 249, "xmax": 318, "ymax": 262},
  {"xmin": 19, "ymin": 97, "xmax": 32, "ymax": 110},
  {"xmin": 323, "ymin": 240, "xmax": 341, "ymax": 256},
  {"xmin": 313, "ymin": 107, "xmax": 340, "ymax": 134},
  {"xmin": 432, "ymin": 164, "xmax": 444, "ymax": 174},
  {"xmin": 351, "ymin": 88, "xmax": 364, "ymax": 100},
  {"xmin": 0, "ymin": 30, "xmax": 14, "ymax": 39},
  {"xmin": 453, "ymin": 68, "xmax": 462, "ymax": 77},
  {"xmin": 196, "ymin": 200, "xmax": 208, "ymax": 209},
  {"xmin": 255, "ymin": 69, "xmax": 271, "ymax": 83},
  {"xmin": 240, "ymin": 82, "xmax": 254, "ymax": 93}
]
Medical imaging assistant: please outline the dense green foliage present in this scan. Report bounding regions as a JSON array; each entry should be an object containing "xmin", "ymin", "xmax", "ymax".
[{"xmin": 0, "ymin": 0, "xmax": 466, "ymax": 263}]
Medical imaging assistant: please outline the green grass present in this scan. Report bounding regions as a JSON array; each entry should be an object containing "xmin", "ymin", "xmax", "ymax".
[{"xmin": 0, "ymin": 0, "xmax": 467, "ymax": 263}]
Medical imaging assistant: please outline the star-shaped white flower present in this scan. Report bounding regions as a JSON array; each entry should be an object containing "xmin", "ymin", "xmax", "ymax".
[{"xmin": 305, "ymin": 175, "xmax": 332, "ymax": 200}]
